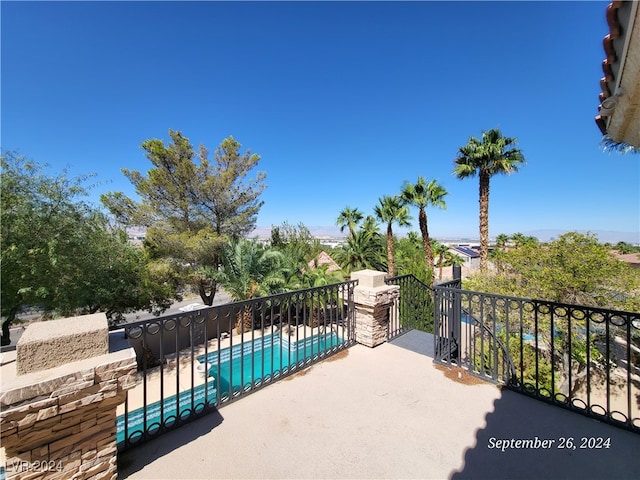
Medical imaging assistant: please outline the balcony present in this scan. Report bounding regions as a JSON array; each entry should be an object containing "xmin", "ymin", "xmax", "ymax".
[
  {"xmin": 2, "ymin": 273, "xmax": 639, "ymax": 479},
  {"xmin": 117, "ymin": 330, "xmax": 640, "ymax": 479}
]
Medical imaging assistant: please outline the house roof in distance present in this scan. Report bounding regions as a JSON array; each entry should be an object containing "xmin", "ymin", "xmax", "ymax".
[{"xmin": 449, "ymin": 246, "xmax": 480, "ymax": 258}]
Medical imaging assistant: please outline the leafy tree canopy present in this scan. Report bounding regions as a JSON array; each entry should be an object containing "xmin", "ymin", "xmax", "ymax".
[
  {"xmin": 1, "ymin": 152, "xmax": 176, "ymax": 344},
  {"xmin": 270, "ymin": 221, "xmax": 322, "ymax": 263},
  {"xmin": 465, "ymin": 232, "xmax": 640, "ymax": 311},
  {"xmin": 102, "ymin": 130, "xmax": 267, "ymax": 305}
]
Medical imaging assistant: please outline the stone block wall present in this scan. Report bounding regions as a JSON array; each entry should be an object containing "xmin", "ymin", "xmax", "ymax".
[
  {"xmin": 16, "ymin": 314, "xmax": 108, "ymax": 376},
  {"xmin": 351, "ymin": 270, "xmax": 399, "ymax": 347},
  {"xmin": 1, "ymin": 345, "xmax": 136, "ymax": 479}
]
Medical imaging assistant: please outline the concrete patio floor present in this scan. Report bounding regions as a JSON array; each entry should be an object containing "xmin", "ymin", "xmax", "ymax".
[{"xmin": 118, "ymin": 330, "xmax": 640, "ymax": 480}]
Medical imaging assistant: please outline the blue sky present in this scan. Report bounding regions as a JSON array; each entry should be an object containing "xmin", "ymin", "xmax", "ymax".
[{"xmin": 2, "ymin": 1, "xmax": 639, "ymax": 241}]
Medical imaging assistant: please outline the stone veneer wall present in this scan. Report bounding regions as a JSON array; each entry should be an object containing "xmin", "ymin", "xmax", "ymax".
[
  {"xmin": 1, "ymin": 331, "xmax": 136, "ymax": 480},
  {"xmin": 351, "ymin": 270, "xmax": 399, "ymax": 347}
]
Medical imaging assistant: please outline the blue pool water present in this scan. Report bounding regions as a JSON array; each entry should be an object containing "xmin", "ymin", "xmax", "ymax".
[
  {"xmin": 201, "ymin": 332, "xmax": 341, "ymax": 393},
  {"xmin": 116, "ymin": 332, "xmax": 343, "ymax": 445}
]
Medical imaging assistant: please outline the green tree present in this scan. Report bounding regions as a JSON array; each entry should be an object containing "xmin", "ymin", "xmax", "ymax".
[
  {"xmin": 494, "ymin": 233, "xmax": 510, "ymax": 249},
  {"xmin": 444, "ymin": 250, "xmax": 465, "ymax": 271},
  {"xmin": 102, "ymin": 130, "xmax": 266, "ymax": 305},
  {"xmin": 269, "ymin": 221, "xmax": 330, "ymax": 291},
  {"xmin": 361, "ymin": 215, "xmax": 380, "ymax": 236},
  {"xmin": 215, "ymin": 238, "xmax": 284, "ymax": 301},
  {"xmin": 334, "ymin": 229, "xmax": 385, "ymax": 274},
  {"xmin": 401, "ymin": 177, "xmax": 447, "ymax": 285},
  {"xmin": 432, "ymin": 241, "xmax": 449, "ymax": 281},
  {"xmin": 336, "ymin": 207, "xmax": 364, "ymax": 239},
  {"xmin": 614, "ymin": 241, "xmax": 639, "ymax": 254},
  {"xmin": 453, "ymin": 128, "xmax": 525, "ymax": 272},
  {"xmin": 269, "ymin": 222, "xmax": 322, "ymax": 261},
  {"xmin": 510, "ymin": 232, "xmax": 538, "ymax": 248},
  {"xmin": 214, "ymin": 238, "xmax": 284, "ymax": 333},
  {"xmin": 301, "ymin": 261, "xmax": 344, "ymax": 288},
  {"xmin": 464, "ymin": 232, "xmax": 639, "ymax": 397},
  {"xmin": 395, "ymin": 234, "xmax": 430, "ymax": 284},
  {"xmin": 374, "ymin": 195, "xmax": 412, "ymax": 277},
  {"xmin": 466, "ymin": 232, "xmax": 639, "ymax": 311},
  {"xmin": 1, "ymin": 153, "xmax": 175, "ymax": 344}
]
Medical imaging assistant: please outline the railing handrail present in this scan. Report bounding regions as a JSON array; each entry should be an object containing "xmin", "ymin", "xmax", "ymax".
[
  {"xmin": 433, "ymin": 285, "xmax": 639, "ymax": 319},
  {"xmin": 433, "ymin": 283, "xmax": 640, "ymax": 434},
  {"xmin": 113, "ymin": 280, "xmax": 359, "ymax": 330},
  {"xmin": 385, "ymin": 273, "xmax": 431, "ymax": 290}
]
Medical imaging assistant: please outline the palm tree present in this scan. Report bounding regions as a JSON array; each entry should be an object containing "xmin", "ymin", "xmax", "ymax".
[
  {"xmin": 336, "ymin": 207, "xmax": 364, "ymax": 239},
  {"xmin": 444, "ymin": 251, "xmax": 465, "ymax": 278},
  {"xmin": 453, "ymin": 128, "xmax": 525, "ymax": 272},
  {"xmin": 334, "ymin": 229, "xmax": 385, "ymax": 274},
  {"xmin": 374, "ymin": 195, "xmax": 412, "ymax": 277},
  {"xmin": 361, "ymin": 215, "xmax": 380, "ymax": 236},
  {"xmin": 600, "ymin": 134, "xmax": 640, "ymax": 154},
  {"xmin": 215, "ymin": 238, "xmax": 285, "ymax": 332},
  {"xmin": 510, "ymin": 232, "xmax": 538, "ymax": 249},
  {"xmin": 432, "ymin": 241, "xmax": 449, "ymax": 281},
  {"xmin": 401, "ymin": 177, "xmax": 448, "ymax": 285},
  {"xmin": 406, "ymin": 231, "xmax": 420, "ymax": 245},
  {"xmin": 495, "ymin": 233, "xmax": 510, "ymax": 249}
]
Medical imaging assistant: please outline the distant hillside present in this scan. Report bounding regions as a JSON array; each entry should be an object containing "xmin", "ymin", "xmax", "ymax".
[{"xmin": 136, "ymin": 225, "xmax": 639, "ymax": 245}]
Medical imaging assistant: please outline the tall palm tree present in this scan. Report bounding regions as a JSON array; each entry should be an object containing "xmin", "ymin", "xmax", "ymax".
[
  {"xmin": 374, "ymin": 195, "xmax": 412, "ymax": 277},
  {"xmin": 336, "ymin": 207, "xmax": 364, "ymax": 239},
  {"xmin": 453, "ymin": 128, "xmax": 525, "ymax": 272},
  {"xmin": 401, "ymin": 177, "xmax": 448, "ymax": 285}
]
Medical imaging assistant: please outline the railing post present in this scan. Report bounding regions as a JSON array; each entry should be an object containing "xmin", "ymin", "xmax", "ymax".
[
  {"xmin": 452, "ymin": 265, "xmax": 461, "ymax": 284},
  {"xmin": 350, "ymin": 270, "xmax": 399, "ymax": 347},
  {"xmin": 452, "ymin": 266, "xmax": 462, "ymax": 364}
]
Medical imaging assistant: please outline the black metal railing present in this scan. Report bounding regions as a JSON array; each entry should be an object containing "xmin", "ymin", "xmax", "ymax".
[
  {"xmin": 385, "ymin": 272, "xmax": 462, "ymax": 340},
  {"xmin": 385, "ymin": 274, "xmax": 433, "ymax": 339},
  {"xmin": 433, "ymin": 284, "xmax": 640, "ymax": 433},
  {"xmin": 114, "ymin": 280, "xmax": 357, "ymax": 450}
]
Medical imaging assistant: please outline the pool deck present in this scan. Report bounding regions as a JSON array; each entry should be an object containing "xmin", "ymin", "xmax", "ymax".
[{"xmin": 118, "ymin": 330, "xmax": 640, "ymax": 480}]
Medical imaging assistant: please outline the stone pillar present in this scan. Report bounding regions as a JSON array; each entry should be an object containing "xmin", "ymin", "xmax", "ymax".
[
  {"xmin": 351, "ymin": 269, "xmax": 399, "ymax": 347},
  {"xmin": 0, "ymin": 314, "xmax": 136, "ymax": 480}
]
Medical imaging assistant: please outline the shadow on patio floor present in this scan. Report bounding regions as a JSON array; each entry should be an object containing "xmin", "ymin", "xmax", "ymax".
[
  {"xmin": 118, "ymin": 409, "xmax": 224, "ymax": 478},
  {"xmin": 451, "ymin": 388, "xmax": 640, "ymax": 480}
]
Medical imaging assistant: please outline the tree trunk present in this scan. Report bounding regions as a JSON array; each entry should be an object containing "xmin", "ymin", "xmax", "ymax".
[
  {"xmin": 235, "ymin": 305, "xmax": 253, "ymax": 334},
  {"xmin": 479, "ymin": 171, "xmax": 490, "ymax": 273},
  {"xmin": 419, "ymin": 207, "xmax": 434, "ymax": 286},
  {"xmin": 1, "ymin": 307, "xmax": 18, "ymax": 346},
  {"xmin": 198, "ymin": 279, "xmax": 217, "ymax": 306}
]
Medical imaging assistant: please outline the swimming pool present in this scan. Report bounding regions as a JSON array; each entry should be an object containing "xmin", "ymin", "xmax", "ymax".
[
  {"xmin": 200, "ymin": 332, "xmax": 342, "ymax": 394},
  {"xmin": 116, "ymin": 331, "xmax": 344, "ymax": 445}
]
